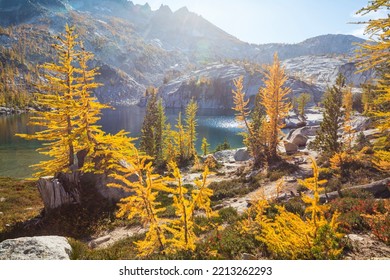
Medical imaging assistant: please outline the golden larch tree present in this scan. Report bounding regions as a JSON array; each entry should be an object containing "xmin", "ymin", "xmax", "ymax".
[
  {"xmin": 111, "ymin": 151, "xmax": 174, "ymax": 257},
  {"xmin": 232, "ymin": 76, "xmax": 268, "ymax": 166},
  {"xmin": 355, "ymin": 0, "xmax": 390, "ymax": 171},
  {"xmin": 241, "ymin": 157, "xmax": 343, "ymax": 259},
  {"xmin": 260, "ymin": 53, "xmax": 292, "ymax": 160},
  {"xmin": 17, "ymin": 24, "xmax": 83, "ymax": 177}
]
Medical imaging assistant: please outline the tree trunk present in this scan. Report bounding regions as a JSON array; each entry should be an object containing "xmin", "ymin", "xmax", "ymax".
[{"xmin": 37, "ymin": 173, "xmax": 80, "ymax": 212}]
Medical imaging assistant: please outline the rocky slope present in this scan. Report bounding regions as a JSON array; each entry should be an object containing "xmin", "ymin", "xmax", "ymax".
[
  {"xmin": 158, "ymin": 54, "xmax": 374, "ymax": 109},
  {"xmin": 0, "ymin": 0, "xmax": 374, "ymax": 108}
]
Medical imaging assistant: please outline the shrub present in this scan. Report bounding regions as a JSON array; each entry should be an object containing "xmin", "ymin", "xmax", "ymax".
[
  {"xmin": 328, "ymin": 194, "xmax": 383, "ymax": 233},
  {"xmin": 209, "ymin": 179, "xmax": 258, "ymax": 201},
  {"xmin": 214, "ymin": 139, "xmax": 231, "ymax": 152},
  {"xmin": 282, "ymin": 197, "xmax": 305, "ymax": 217},
  {"xmin": 218, "ymin": 207, "xmax": 239, "ymax": 224},
  {"xmin": 195, "ymin": 225, "xmax": 264, "ymax": 260},
  {"xmin": 362, "ymin": 200, "xmax": 390, "ymax": 245}
]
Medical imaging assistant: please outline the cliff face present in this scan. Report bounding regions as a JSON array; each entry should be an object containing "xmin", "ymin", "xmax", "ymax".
[{"xmin": 158, "ymin": 55, "xmax": 374, "ymax": 109}]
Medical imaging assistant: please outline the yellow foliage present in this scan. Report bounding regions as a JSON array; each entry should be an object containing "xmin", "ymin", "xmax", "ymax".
[
  {"xmin": 241, "ymin": 157, "xmax": 343, "ymax": 259},
  {"xmin": 355, "ymin": 1, "xmax": 390, "ymax": 172},
  {"xmin": 112, "ymin": 152, "xmax": 174, "ymax": 257},
  {"xmin": 260, "ymin": 53, "xmax": 292, "ymax": 159},
  {"xmin": 232, "ymin": 76, "xmax": 252, "ymax": 131},
  {"xmin": 231, "ymin": 76, "xmax": 269, "ymax": 165},
  {"xmin": 16, "ymin": 24, "xmax": 110, "ymax": 177},
  {"xmin": 111, "ymin": 158, "xmax": 216, "ymax": 257},
  {"xmin": 166, "ymin": 161, "xmax": 196, "ymax": 252},
  {"xmin": 373, "ymin": 150, "xmax": 390, "ymax": 172}
]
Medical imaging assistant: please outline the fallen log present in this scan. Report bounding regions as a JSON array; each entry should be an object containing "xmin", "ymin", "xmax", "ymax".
[{"xmin": 319, "ymin": 177, "xmax": 390, "ymax": 203}]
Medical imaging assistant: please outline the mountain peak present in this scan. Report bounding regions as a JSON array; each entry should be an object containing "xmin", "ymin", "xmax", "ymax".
[
  {"xmin": 174, "ymin": 6, "xmax": 189, "ymax": 15},
  {"xmin": 157, "ymin": 4, "xmax": 172, "ymax": 15}
]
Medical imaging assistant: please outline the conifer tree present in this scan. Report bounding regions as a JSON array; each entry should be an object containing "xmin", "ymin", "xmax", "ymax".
[
  {"xmin": 342, "ymin": 85, "xmax": 354, "ymax": 151},
  {"xmin": 297, "ymin": 93, "xmax": 311, "ymax": 119},
  {"xmin": 17, "ymin": 24, "xmax": 85, "ymax": 177},
  {"xmin": 184, "ymin": 99, "xmax": 198, "ymax": 159},
  {"xmin": 232, "ymin": 76, "xmax": 268, "ymax": 166},
  {"xmin": 241, "ymin": 157, "xmax": 343, "ymax": 259},
  {"xmin": 166, "ymin": 161, "xmax": 196, "ymax": 252},
  {"xmin": 260, "ymin": 53, "xmax": 292, "ymax": 160},
  {"xmin": 155, "ymin": 99, "xmax": 167, "ymax": 164},
  {"xmin": 74, "ymin": 43, "xmax": 110, "ymax": 172},
  {"xmin": 140, "ymin": 87, "xmax": 159, "ymax": 158},
  {"xmin": 355, "ymin": 0, "xmax": 390, "ymax": 171},
  {"xmin": 112, "ymin": 152, "xmax": 174, "ymax": 256},
  {"xmin": 201, "ymin": 137, "xmax": 210, "ymax": 156},
  {"xmin": 174, "ymin": 112, "xmax": 186, "ymax": 160},
  {"xmin": 361, "ymin": 82, "xmax": 376, "ymax": 115},
  {"xmin": 311, "ymin": 74, "xmax": 344, "ymax": 157},
  {"xmin": 166, "ymin": 161, "xmax": 215, "ymax": 253},
  {"xmin": 162, "ymin": 123, "xmax": 178, "ymax": 164}
]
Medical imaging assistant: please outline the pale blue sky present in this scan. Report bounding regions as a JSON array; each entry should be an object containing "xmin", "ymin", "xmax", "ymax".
[{"xmin": 131, "ymin": 0, "xmax": 381, "ymax": 44}]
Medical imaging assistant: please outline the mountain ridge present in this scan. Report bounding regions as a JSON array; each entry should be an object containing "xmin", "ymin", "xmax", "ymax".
[{"xmin": 0, "ymin": 0, "xmax": 372, "ymax": 108}]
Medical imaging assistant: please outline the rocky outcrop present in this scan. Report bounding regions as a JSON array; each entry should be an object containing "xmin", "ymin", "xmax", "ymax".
[
  {"xmin": 158, "ymin": 63, "xmax": 324, "ymax": 109},
  {"xmin": 350, "ymin": 115, "xmax": 371, "ymax": 131},
  {"xmin": 95, "ymin": 64, "xmax": 146, "ymax": 106},
  {"xmin": 288, "ymin": 126, "xmax": 320, "ymax": 139},
  {"xmin": 0, "ymin": 236, "xmax": 72, "ymax": 260},
  {"xmin": 213, "ymin": 149, "xmax": 236, "ymax": 163},
  {"xmin": 234, "ymin": 148, "xmax": 251, "ymax": 162},
  {"xmin": 284, "ymin": 141, "xmax": 298, "ymax": 155},
  {"xmin": 290, "ymin": 134, "xmax": 308, "ymax": 147},
  {"xmin": 345, "ymin": 234, "xmax": 390, "ymax": 260}
]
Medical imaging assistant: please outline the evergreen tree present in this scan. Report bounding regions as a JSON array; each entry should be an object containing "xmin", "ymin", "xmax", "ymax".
[
  {"xmin": 140, "ymin": 87, "xmax": 159, "ymax": 158},
  {"xmin": 175, "ymin": 112, "xmax": 186, "ymax": 160},
  {"xmin": 361, "ymin": 82, "xmax": 376, "ymax": 115},
  {"xmin": 162, "ymin": 123, "xmax": 178, "ymax": 164},
  {"xmin": 155, "ymin": 99, "xmax": 166, "ymax": 164},
  {"xmin": 311, "ymin": 74, "xmax": 344, "ymax": 157},
  {"xmin": 297, "ymin": 93, "xmax": 311, "ymax": 119}
]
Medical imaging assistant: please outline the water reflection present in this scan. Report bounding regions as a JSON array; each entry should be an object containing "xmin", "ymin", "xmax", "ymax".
[{"xmin": 0, "ymin": 106, "xmax": 244, "ymax": 178}]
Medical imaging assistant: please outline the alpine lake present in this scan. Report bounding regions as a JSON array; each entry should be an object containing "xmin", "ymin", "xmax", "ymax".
[{"xmin": 0, "ymin": 106, "xmax": 246, "ymax": 178}]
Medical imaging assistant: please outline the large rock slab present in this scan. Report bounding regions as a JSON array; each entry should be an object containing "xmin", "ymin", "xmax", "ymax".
[
  {"xmin": 213, "ymin": 149, "xmax": 236, "ymax": 163},
  {"xmin": 350, "ymin": 115, "xmax": 371, "ymax": 131},
  {"xmin": 290, "ymin": 133, "xmax": 308, "ymax": 147},
  {"xmin": 284, "ymin": 141, "xmax": 298, "ymax": 155},
  {"xmin": 345, "ymin": 234, "xmax": 390, "ymax": 260},
  {"xmin": 0, "ymin": 236, "xmax": 72, "ymax": 260},
  {"xmin": 234, "ymin": 148, "xmax": 251, "ymax": 161},
  {"xmin": 287, "ymin": 126, "xmax": 320, "ymax": 140}
]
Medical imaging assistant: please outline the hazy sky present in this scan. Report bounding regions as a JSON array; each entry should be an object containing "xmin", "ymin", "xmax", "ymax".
[{"xmin": 131, "ymin": 0, "xmax": 383, "ymax": 44}]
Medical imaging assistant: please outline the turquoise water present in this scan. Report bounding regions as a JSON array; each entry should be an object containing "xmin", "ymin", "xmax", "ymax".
[{"xmin": 0, "ymin": 106, "xmax": 244, "ymax": 178}]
